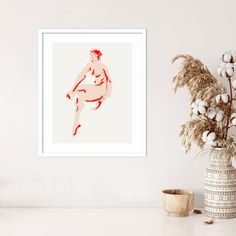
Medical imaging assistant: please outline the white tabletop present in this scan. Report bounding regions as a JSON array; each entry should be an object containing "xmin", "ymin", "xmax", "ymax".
[{"xmin": 0, "ymin": 208, "xmax": 235, "ymax": 236}]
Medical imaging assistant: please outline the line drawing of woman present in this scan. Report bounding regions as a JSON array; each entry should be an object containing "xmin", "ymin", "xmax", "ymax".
[{"xmin": 66, "ymin": 49, "xmax": 112, "ymax": 136}]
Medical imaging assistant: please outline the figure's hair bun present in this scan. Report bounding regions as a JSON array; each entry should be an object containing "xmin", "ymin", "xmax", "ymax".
[{"xmin": 90, "ymin": 49, "xmax": 102, "ymax": 60}]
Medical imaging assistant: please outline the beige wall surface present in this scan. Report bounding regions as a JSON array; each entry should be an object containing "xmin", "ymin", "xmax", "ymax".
[{"xmin": 0, "ymin": 0, "xmax": 235, "ymax": 207}]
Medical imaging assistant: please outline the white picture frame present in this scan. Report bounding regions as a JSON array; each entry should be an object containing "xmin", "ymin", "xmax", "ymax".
[{"xmin": 39, "ymin": 29, "xmax": 146, "ymax": 157}]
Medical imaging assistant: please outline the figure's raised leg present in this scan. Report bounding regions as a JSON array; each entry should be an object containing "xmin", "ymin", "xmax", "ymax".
[{"xmin": 72, "ymin": 98, "xmax": 84, "ymax": 136}]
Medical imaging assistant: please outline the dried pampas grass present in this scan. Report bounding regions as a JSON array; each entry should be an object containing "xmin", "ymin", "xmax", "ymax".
[
  {"xmin": 180, "ymin": 116, "xmax": 217, "ymax": 153},
  {"xmin": 172, "ymin": 55, "xmax": 225, "ymax": 106},
  {"xmin": 172, "ymin": 54, "xmax": 236, "ymax": 158}
]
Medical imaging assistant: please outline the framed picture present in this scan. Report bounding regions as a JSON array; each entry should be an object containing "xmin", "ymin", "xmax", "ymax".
[{"xmin": 39, "ymin": 29, "xmax": 146, "ymax": 157}]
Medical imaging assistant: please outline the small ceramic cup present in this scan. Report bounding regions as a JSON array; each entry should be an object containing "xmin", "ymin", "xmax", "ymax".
[{"xmin": 162, "ymin": 189, "xmax": 194, "ymax": 217}]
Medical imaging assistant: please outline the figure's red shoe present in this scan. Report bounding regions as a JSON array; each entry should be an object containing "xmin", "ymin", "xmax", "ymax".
[{"xmin": 73, "ymin": 124, "xmax": 81, "ymax": 136}]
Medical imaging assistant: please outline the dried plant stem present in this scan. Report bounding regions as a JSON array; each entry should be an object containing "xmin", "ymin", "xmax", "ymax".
[{"xmin": 225, "ymin": 77, "xmax": 233, "ymax": 139}]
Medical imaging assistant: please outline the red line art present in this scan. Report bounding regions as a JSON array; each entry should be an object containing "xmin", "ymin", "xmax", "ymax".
[
  {"xmin": 66, "ymin": 49, "xmax": 112, "ymax": 136},
  {"xmin": 94, "ymin": 100, "xmax": 102, "ymax": 110},
  {"xmin": 103, "ymin": 69, "xmax": 109, "ymax": 82},
  {"xmin": 85, "ymin": 96, "xmax": 104, "ymax": 102},
  {"xmin": 78, "ymin": 89, "xmax": 86, "ymax": 93},
  {"xmin": 73, "ymin": 124, "xmax": 81, "ymax": 136},
  {"xmin": 72, "ymin": 75, "xmax": 86, "ymax": 92},
  {"xmin": 103, "ymin": 69, "xmax": 109, "ymax": 93},
  {"xmin": 91, "ymin": 49, "xmax": 102, "ymax": 60},
  {"xmin": 95, "ymin": 81, "xmax": 104, "ymax": 86}
]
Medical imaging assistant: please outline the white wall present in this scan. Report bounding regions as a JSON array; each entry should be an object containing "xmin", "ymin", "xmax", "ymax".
[{"xmin": 0, "ymin": 0, "xmax": 235, "ymax": 207}]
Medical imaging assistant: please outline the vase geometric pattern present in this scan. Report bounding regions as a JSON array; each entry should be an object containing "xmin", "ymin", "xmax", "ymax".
[{"xmin": 204, "ymin": 150, "xmax": 236, "ymax": 219}]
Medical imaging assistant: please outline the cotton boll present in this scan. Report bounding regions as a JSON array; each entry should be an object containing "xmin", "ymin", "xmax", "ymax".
[
  {"xmin": 231, "ymin": 113, "xmax": 236, "ymax": 118},
  {"xmin": 210, "ymin": 140, "xmax": 217, "ymax": 147},
  {"xmin": 226, "ymin": 63, "xmax": 234, "ymax": 76},
  {"xmin": 191, "ymin": 102, "xmax": 198, "ymax": 115},
  {"xmin": 232, "ymin": 80, "xmax": 236, "ymax": 89},
  {"xmin": 232, "ymin": 118, "xmax": 236, "ymax": 126},
  {"xmin": 207, "ymin": 108, "xmax": 217, "ymax": 119},
  {"xmin": 198, "ymin": 106, "xmax": 207, "ymax": 115},
  {"xmin": 221, "ymin": 94, "xmax": 229, "ymax": 103},
  {"xmin": 207, "ymin": 132, "xmax": 216, "ymax": 142},
  {"xmin": 223, "ymin": 53, "xmax": 232, "ymax": 63},
  {"xmin": 217, "ymin": 67, "xmax": 222, "ymax": 76},
  {"xmin": 219, "ymin": 62, "xmax": 226, "ymax": 70},
  {"xmin": 201, "ymin": 136, "xmax": 206, "ymax": 143},
  {"xmin": 222, "ymin": 51, "xmax": 233, "ymax": 62},
  {"xmin": 232, "ymin": 51, "xmax": 236, "ymax": 62},
  {"xmin": 191, "ymin": 99, "xmax": 208, "ymax": 115},
  {"xmin": 215, "ymin": 94, "xmax": 221, "ymax": 103},
  {"xmin": 215, "ymin": 94, "xmax": 229, "ymax": 104},
  {"xmin": 202, "ymin": 131, "xmax": 217, "ymax": 146},
  {"xmin": 217, "ymin": 62, "xmax": 227, "ymax": 77},
  {"xmin": 231, "ymin": 113, "xmax": 236, "ymax": 125},
  {"xmin": 208, "ymin": 132, "xmax": 216, "ymax": 141},
  {"xmin": 226, "ymin": 67, "xmax": 234, "ymax": 77},
  {"xmin": 215, "ymin": 110, "xmax": 224, "ymax": 121},
  {"xmin": 221, "ymin": 62, "xmax": 227, "ymax": 67},
  {"xmin": 226, "ymin": 62, "xmax": 234, "ymax": 68},
  {"xmin": 199, "ymin": 100, "xmax": 208, "ymax": 107},
  {"xmin": 191, "ymin": 102, "xmax": 197, "ymax": 109},
  {"xmin": 192, "ymin": 107, "xmax": 199, "ymax": 115},
  {"xmin": 198, "ymin": 100, "xmax": 208, "ymax": 113},
  {"xmin": 221, "ymin": 68, "xmax": 227, "ymax": 77},
  {"xmin": 195, "ymin": 99, "xmax": 201, "ymax": 105},
  {"xmin": 202, "ymin": 131, "xmax": 210, "ymax": 142}
]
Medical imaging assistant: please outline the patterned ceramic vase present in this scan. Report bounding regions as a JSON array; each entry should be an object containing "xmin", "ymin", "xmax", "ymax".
[{"xmin": 204, "ymin": 149, "xmax": 236, "ymax": 219}]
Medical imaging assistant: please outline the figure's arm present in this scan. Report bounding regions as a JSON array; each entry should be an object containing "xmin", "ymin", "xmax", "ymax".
[
  {"xmin": 66, "ymin": 63, "xmax": 91, "ymax": 99},
  {"xmin": 71, "ymin": 63, "xmax": 91, "ymax": 92},
  {"xmin": 102, "ymin": 65, "xmax": 112, "ymax": 98}
]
